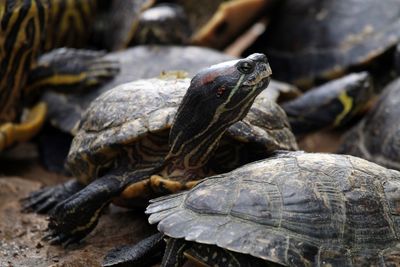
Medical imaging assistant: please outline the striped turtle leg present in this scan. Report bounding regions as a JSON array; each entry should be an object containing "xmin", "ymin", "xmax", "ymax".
[
  {"xmin": 25, "ymin": 48, "xmax": 119, "ymax": 98},
  {"xmin": 0, "ymin": 102, "xmax": 47, "ymax": 151},
  {"xmin": 102, "ymin": 233, "xmax": 165, "ymax": 267},
  {"xmin": 161, "ymin": 238, "xmax": 190, "ymax": 267},
  {"xmin": 43, "ymin": 168, "xmax": 158, "ymax": 245}
]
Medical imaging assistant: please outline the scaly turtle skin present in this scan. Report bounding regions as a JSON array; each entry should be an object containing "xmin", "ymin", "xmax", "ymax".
[
  {"xmin": 142, "ymin": 152, "xmax": 400, "ymax": 267},
  {"xmin": 281, "ymin": 72, "xmax": 374, "ymax": 135},
  {"xmin": 22, "ymin": 55, "xmax": 296, "ymax": 246},
  {"xmin": 339, "ymin": 78, "xmax": 400, "ymax": 170},
  {"xmin": 0, "ymin": 0, "xmax": 118, "ymax": 151},
  {"xmin": 246, "ymin": 0, "xmax": 400, "ymax": 87},
  {"xmin": 96, "ymin": 0, "xmax": 269, "ymax": 50}
]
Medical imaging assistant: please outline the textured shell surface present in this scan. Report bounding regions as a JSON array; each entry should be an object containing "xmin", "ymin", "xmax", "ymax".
[
  {"xmin": 67, "ymin": 74, "xmax": 297, "ymax": 183},
  {"xmin": 147, "ymin": 152, "xmax": 400, "ymax": 266},
  {"xmin": 260, "ymin": 0, "xmax": 400, "ymax": 84},
  {"xmin": 340, "ymin": 77, "xmax": 400, "ymax": 170}
]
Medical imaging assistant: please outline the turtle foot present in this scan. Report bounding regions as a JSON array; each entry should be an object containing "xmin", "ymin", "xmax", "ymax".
[
  {"xmin": 44, "ymin": 177, "xmax": 118, "ymax": 245},
  {"xmin": 21, "ymin": 179, "xmax": 83, "ymax": 214}
]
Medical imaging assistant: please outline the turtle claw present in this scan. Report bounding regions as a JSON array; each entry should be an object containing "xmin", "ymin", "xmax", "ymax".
[{"xmin": 20, "ymin": 179, "xmax": 83, "ymax": 214}]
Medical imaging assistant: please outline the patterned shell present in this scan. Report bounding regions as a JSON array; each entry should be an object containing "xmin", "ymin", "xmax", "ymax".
[
  {"xmin": 67, "ymin": 77, "xmax": 297, "ymax": 184},
  {"xmin": 147, "ymin": 152, "xmax": 400, "ymax": 266},
  {"xmin": 339, "ymin": 78, "xmax": 400, "ymax": 171},
  {"xmin": 254, "ymin": 0, "xmax": 400, "ymax": 86}
]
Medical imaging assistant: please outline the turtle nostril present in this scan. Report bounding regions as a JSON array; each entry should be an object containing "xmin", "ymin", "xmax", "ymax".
[{"xmin": 249, "ymin": 53, "xmax": 268, "ymax": 63}]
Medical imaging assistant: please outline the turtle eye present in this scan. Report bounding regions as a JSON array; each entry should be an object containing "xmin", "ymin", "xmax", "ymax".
[{"xmin": 238, "ymin": 60, "xmax": 255, "ymax": 74}]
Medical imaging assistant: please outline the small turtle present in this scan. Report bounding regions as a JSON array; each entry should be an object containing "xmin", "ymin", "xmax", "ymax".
[
  {"xmin": 95, "ymin": 0, "xmax": 269, "ymax": 50},
  {"xmin": 23, "ymin": 54, "xmax": 297, "ymax": 245},
  {"xmin": 136, "ymin": 151, "xmax": 400, "ymax": 267},
  {"xmin": 339, "ymin": 77, "xmax": 400, "ymax": 170},
  {"xmin": 0, "ymin": 0, "xmax": 118, "ymax": 151},
  {"xmin": 245, "ymin": 0, "xmax": 400, "ymax": 88},
  {"xmin": 281, "ymin": 72, "xmax": 374, "ymax": 135}
]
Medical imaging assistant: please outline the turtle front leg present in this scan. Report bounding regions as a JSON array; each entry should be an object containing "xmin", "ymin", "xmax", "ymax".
[
  {"xmin": 0, "ymin": 102, "xmax": 47, "ymax": 151},
  {"xmin": 21, "ymin": 179, "xmax": 84, "ymax": 214},
  {"xmin": 44, "ymin": 175, "xmax": 123, "ymax": 246},
  {"xmin": 25, "ymin": 48, "xmax": 119, "ymax": 97}
]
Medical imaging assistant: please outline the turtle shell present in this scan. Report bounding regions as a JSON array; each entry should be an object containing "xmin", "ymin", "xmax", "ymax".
[
  {"xmin": 250, "ymin": 0, "xmax": 400, "ymax": 87},
  {"xmin": 147, "ymin": 152, "xmax": 400, "ymax": 266},
  {"xmin": 339, "ymin": 78, "xmax": 400, "ymax": 170},
  {"xmin": 42, "ymin": 45, "xmax": 297, "ymax": 135},
  {"xmin": 67, "ymin": 77, "xmax": 297, "ymax": 184}
]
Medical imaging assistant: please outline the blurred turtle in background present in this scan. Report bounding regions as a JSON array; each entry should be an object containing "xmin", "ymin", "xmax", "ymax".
[
  {"xmin": 93, "ymin": 0, "xmax": 272, "ymax": 50},
  {"xmin": 0, "ymin": 0, "xmax": 118, "ymax": 151},
  {"xmin": 281, "ymin": 72, "xmax": 374, "ymax": 135},
  {"xmin": 23, "ymin": 55, "xmax": 296, "ymax": 249},
  {"xmin": 339, "ymin": 78, "xmax": 400, "ymax": 170},
  {"xmin": 244, "ymin": 0, "xmax": 400, "ymax": 89}
]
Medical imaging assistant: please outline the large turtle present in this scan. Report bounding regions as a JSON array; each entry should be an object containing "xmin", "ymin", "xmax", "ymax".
[
  {"xmin": 339, "ymin": 77, "xmax": 400, "ymax": 170},
  {"xmin": 0, "ymin": 0, "xmax": 118, "ymax": 151},
  {"xmin": 137, "ymin": 151, "xmax": 400, "ymax": 267},
  {"xmin": 23, "ymin": 54, "xmax": 297, "ymax": 246},
  {"xmin": 245, "ymin": 0, "xmax": 400, "ymax": 88},
  {"xmin": 281, "ymin": 72, "xmax": 374, "ymax": 135}
]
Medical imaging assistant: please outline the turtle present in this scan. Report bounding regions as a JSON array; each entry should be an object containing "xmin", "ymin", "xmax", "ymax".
[
  {"xmin": 244, "ymin": 0, "xmax": 400, "ymax": 88},
  {"xmin": 339, "ymin": 77, "xmax": 400, "ymax": 171},
  {"xmin": 22, "ymin": 54, "xmax": 298, "ymax": 246},
  {"xmin": 36, "ymin": 45, "xmax": 299, "ymax": 173},
  {"xmin": 281, "ymin": 72, "xmax": 374, "ymax": 135},
  {"xmin": 128, "ymin": 151, "xmax": 400, "ymax": 267},
  {"xmin": 0, "ymin": 0, "xmax": 118, "ymax": 151},
  {"xmin": 94, "ymin": 0, "xmax": 270, "ymax": 50},
  {"xmin": 41, "ymin": 45, "xmax": 300, "ymax": 136}
]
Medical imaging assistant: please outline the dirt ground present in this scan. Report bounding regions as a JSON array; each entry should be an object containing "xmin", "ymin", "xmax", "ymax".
[{"xmin": 0, "ymin": 144, "xmax": 157, "ymax": 267}]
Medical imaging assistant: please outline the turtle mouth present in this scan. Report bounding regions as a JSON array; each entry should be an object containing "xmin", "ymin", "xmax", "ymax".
[{"xmin": 243, "ymin": 63, "xmax": 272, "ymax": 87}]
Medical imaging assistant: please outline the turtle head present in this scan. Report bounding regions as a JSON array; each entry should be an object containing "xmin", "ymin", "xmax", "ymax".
[{"xmin": 165, "ymin": 53, "xmax": 272, "ymax": 174}]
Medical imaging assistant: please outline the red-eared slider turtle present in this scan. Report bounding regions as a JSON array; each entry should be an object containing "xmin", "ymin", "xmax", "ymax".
[
  {"xmin": 96, "ymin": 0, "xmax": 270, "ymax": 50},
  {"xmin": 339, "ymin": 78, "xmax": 400, "ymax": 170},
  {"xmin": 281, "ymin": 72, "xmax": 374, "ymax": 135},
  {"xmin": 136, "ymin": 152, "xmax": 400, "ymax": 267},
  {"xmin": 37, "ymin": 46, "xmax": 299, "ymax": 174},
  {"xmin": 23, "ymin": 54, "xmax": 297, "ymax": 245},
  {"xmin": 246, "ymin": 0, "xmax": 400, "ymax": 88},
  {"xmin": 42, "ymin": 45, "xmax": 300, "ymax": 136},
  {"xmin": 0, "ymin": 0, "xmax": 118, "ymax": 151}
]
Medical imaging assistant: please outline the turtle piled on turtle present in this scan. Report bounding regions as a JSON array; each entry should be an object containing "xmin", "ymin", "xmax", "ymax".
[
  {"xmin": 23, "ymin": 54, "xmax": 298, "ymax": 246},
  {"xmin": 131, "ymin": 151, "xmax": 400, "ymax": 267},
  {"xmin": 0, "ymin": 0, "xmax": 118, "ymax": 151},
  {"xmin": 339, "ymin": 77, "xmax": 400, "ymax": 170},
  {"xmin": 245, "ymin": 0, "xmax": 400, "ymax": 88}
]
